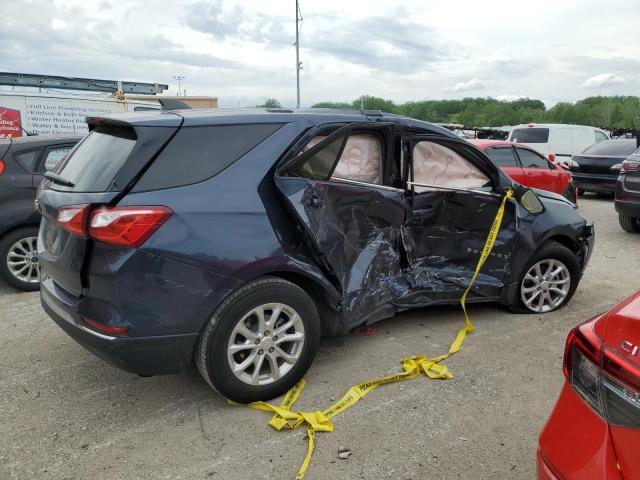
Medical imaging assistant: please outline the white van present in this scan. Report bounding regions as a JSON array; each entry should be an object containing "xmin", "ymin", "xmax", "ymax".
[{"xmin": 508, "ymin": 124, "xmax": 609, "ymax": 164}]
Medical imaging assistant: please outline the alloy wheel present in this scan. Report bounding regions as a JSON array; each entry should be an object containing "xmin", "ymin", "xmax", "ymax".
[
  {"xmin": 6, "ymin": 236, "xmax": 39, "ymax": 284},
  {"xmin": 520, "ymin": 259, "xmax": 571, "ymax": 313},
  {"xmin": 227, "ymin": 303, "xmax": 305, "ymax": 386}
]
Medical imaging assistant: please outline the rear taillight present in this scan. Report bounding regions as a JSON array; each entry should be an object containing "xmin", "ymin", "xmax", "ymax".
[
  {"xmin": 89, "ymin": 206, "xmax": 172, "ymax": 247},
  {"xmin": 56, "ymin": 204, "xmax": 90, "ymax": 237},
  {"xmin": 55, "ymin": 204, "xmax": 172, "ymax": 247},
  {"xmin": 564, "ymin": 318, "xmax": 640, "ymax": 428},
  {"xmin": 622, "ymin": 160, "xmax": 640, "ymax": 173},
  {"xmin": 0, "ymin": 159, "xmax": 5, "ymax": 176},
  {"xmin": 548, "ymin": 154, "xmax": 556, "ymax": 162}
]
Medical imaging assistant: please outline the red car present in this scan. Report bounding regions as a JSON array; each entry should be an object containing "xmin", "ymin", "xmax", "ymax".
[
  {"xmin": 538, "ymin": 291, "xmax": 640, "ymax": 479},
  {"xmin": 469, "ymin": 140, "xmax": 577, "ymax": 203}
]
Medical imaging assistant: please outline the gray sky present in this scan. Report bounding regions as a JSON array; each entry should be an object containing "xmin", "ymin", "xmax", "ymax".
[{"xmin": 1, "ymin": 0, "xmax": 638, "ymax": 107}]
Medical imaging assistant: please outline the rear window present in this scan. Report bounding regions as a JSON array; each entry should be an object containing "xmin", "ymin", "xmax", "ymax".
[
  {"xmin": 485, "ymin": 147, "xmax": 519, "ymax": 167},
  {"xmin": 133, "ymin": 123, "xmax": 283, "ymax": 191},
  {"xmin": 582, "ymin": 141, "xmax": 637, "ymax": 156},
  {"xmin": 510, "ymin": 128, "xmax": 549, "ymax": 143},
  {"xmin": 54, "ymin": 125, "xmax": 136, "ymax": 192}
]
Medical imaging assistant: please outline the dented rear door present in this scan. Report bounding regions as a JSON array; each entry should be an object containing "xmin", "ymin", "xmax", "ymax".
[{"xmin": 275, "ymin": 126, "xmax": 407, "ymax": 324}]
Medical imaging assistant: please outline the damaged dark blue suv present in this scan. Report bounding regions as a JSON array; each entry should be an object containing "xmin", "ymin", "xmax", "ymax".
[{"xmin": 37, "ymin": 108, "xmax": 594, "ymax": 402}]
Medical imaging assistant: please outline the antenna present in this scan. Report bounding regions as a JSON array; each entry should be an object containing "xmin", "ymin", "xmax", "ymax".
[{"xmin": 295, "ymin": 0, "xmax": 303, "ymax": 108}]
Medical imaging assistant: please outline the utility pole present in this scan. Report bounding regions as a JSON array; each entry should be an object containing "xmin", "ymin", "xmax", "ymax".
[
  {"xmin": 172, "ymin": 76, "xmax": 185, "ymax": 97},
  {"xmin": 295, "ymin": 0, "xmax": 302, "ymax": 108}
]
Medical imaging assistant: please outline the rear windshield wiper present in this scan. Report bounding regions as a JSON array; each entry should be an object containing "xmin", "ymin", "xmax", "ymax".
[{"xmin": 44, "ymin": 172, "xmax": 75, "ymax": 187}]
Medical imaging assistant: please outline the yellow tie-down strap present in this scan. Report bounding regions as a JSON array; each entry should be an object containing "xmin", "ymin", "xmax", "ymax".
[{"xmin": 237, "ymin": 189, "xmax": 514, "ymax": 479}]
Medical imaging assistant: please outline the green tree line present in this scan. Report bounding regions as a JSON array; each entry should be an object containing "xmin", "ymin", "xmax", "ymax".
[{"xmin": 308, "ymin": 95, "xmax": 640, "ymax": 129}]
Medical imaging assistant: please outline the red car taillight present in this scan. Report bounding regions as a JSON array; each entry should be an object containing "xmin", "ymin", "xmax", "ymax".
[
  {"xmin": 56, "ymin": 205, "xmax": 172, "ymax": 247},
  {"xmin": 564, "ymin": 318, "xmax": 640, "ymax": 428},
  {"xmin": 89, "ymin": 206, "xmax": 172, "ymax": 247},
  {"xmin": 56, "ymin": 204, "xmax": 90, "ymax": 237},
  {"xmin": 621, "ymin": 160, "xmax": 640, "ymax": 173},
  {"xmin": 0, "ymin": 159, "xmax": 5, "ymax": 176}
]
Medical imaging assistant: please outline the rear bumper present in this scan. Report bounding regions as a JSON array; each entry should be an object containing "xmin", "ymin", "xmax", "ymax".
[
  {"xmin": 538, "ymin": 383, "xmax": 622, "ymax": 480},
  {"xmin": 572, "ymin": 173, "xmax": 617, "ymax": 193},
  {"xmin": 41, "ymin": 279, "xmax": 198, "ymax": 375}
]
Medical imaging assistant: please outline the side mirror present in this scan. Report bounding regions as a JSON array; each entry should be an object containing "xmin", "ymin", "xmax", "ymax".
[{"xmin": 514, "ymin": 185, "xmax": 544, "ymax": 214}]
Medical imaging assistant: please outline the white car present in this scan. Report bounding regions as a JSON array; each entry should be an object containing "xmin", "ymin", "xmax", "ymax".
[{"xmin": 508, "ymin": 123, "xmax": 609, "ymax": 166}]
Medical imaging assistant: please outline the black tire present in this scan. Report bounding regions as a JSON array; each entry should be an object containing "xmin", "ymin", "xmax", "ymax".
[
  {"xmin": 510, "ymin": 240, "xmax": 581, "ymax": 314},
  {"xmin": 0, "ymin": 226, "xmax": 40, "ymax": 292},
  {"xmin": 562, "ymin": 183, "xmax": 577, "ymax": 203},
  {"xmin": 196, "ymin": 277, "xmax": 321, "ymax": 403},
  {"xmin": 619, "ymin": 212, "xmax": 640, "ymax": 233}
]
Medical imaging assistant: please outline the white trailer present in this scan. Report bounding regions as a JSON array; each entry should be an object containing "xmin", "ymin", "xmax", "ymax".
[{"xmin": 0, "ymin": 91, "xmax": 158, "ymax": 138}]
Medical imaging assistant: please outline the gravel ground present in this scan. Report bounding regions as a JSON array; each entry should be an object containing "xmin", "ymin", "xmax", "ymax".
[{"xmin": 1, "ymin": 195, "xmax": 638, "ymax": 480}]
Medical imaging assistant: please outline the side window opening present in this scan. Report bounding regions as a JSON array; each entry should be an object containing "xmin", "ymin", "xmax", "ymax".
[
  {"xmin": 595, "ymin": 131, "xmax": 608, "ymax": 143},
  {"xmin": 293, "ymin": 131, "xmax": 384, "ymax": 186},
  {"xmin": 515, "ymin": 147, "xmax": 549, "ymax": 169},
  {"xmin": 486, "ymin": 147, "xmax": 519, "ymax": 167},
  {"xmin": 411, "ymin": 141, "xmax": 490, "ymax": 193},
  {"xmin": 43, "ymin": 146, "xmax": 73, "ymax": 172},
  {"xmin": 510, "ymin": 128, "xmax": 550, "ymax": 144},
  {"xmin": 13, "ymin": 149, "xmax": 42, "ymax": 172},
  {"xmin": 332, "ymin": 134, "xmax": 382, "ymax": 185},
  {"xmin": 289, "ymin": 134, "xmax": 346, "ymax": 180}
]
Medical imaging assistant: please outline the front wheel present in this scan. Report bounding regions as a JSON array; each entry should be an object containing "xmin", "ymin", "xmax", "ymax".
[
  {"xmin": 618, "ymin": 212, "xmax": 640, "ymax": 233},
  {"xmin": 513, "ymin": 241, "xmax": 581, "ymax": 313},
  {"xmin": 196, "ymin": 277, "xmax": 321, "ymax": 403}
]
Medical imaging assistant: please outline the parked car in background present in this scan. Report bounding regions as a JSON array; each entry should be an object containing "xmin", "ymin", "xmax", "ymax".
[
  {"xmin": 537, "ymin": 290, "xmax": 640, "ymax": 480},
  {"xmin": 508, "ymin": 124, "xmax": 609, "ymax": 165},
  {"xmin": 37, "ymin": 109, "xmax": 593, "ymax": 403},
  {"xmin": 615, "ymin": 146, "xmax": 640, "ymax": 232},
  {"xmin": 568, "ymin": 139, "xmax": 638, "ymax": 196},
  {"xmin": 0, "ymin": 134, "xmax": 82, "ymax": 290},
  {"xmin": 469, "ymin": 139, "xmax": 577, "ymax": 203}
]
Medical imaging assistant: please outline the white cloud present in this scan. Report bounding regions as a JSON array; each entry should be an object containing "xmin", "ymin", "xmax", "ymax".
[
  {"xmin": 582, "ymin": 73, "xmax": 626, "ymax": 88},
  {"xmin": 50, "ymin": 18, "xmax": 67, "ymax": 30},
  {"xmin": 446, "ymin": 78, "xmax": 485, "ymax": 93},
  {"xmin": 496, "ymin": 94, "xmax": 525, "ymax": 102}
]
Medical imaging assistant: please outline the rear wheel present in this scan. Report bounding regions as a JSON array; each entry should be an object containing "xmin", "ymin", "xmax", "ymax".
[
  {"xmin": 196, "ymin": 277, "xmax": 321, "ymax": 403},
  {"xmin": 512, "ymin": 241, "xmax": 581, "ymax": 314},
  {"xmin": 0, "ymin": 226, "xmax": 40, "ymax": 291},
  {"xmin": 619, "ymin": 212, "xmax": 640, "ymax": 233}
]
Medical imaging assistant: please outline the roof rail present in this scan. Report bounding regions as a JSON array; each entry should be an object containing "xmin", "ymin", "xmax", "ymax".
[{"xmin": 361, "ymin": 109, "xmax": 384, "ymax": 117}]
